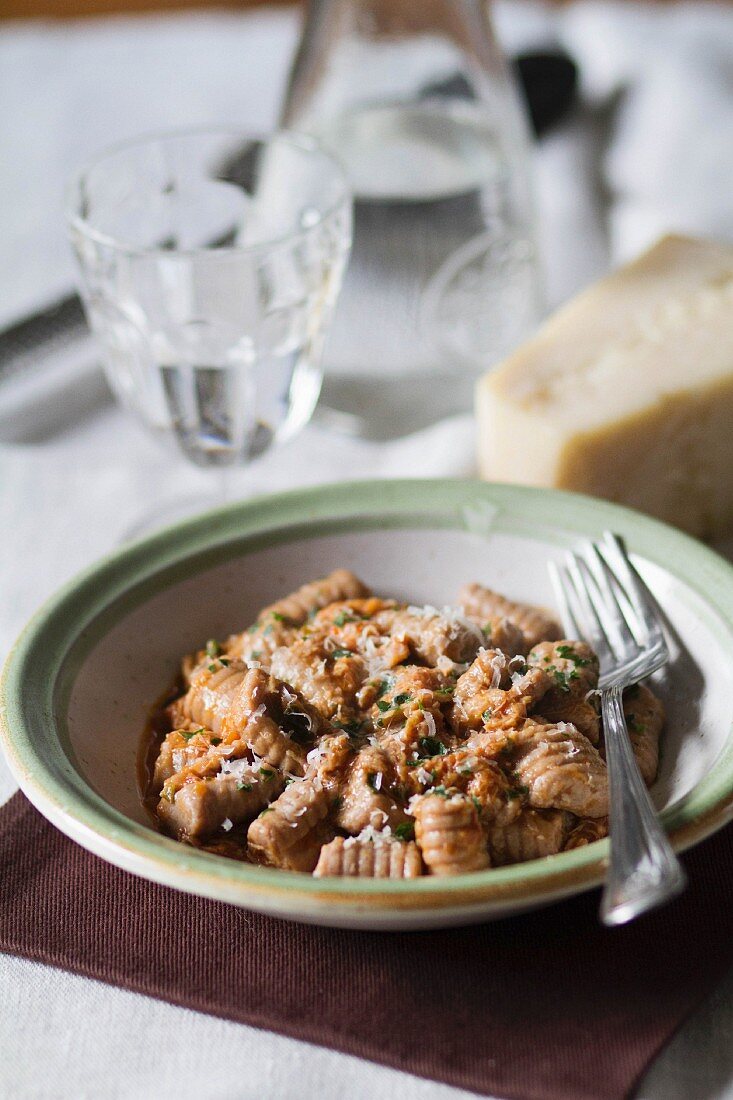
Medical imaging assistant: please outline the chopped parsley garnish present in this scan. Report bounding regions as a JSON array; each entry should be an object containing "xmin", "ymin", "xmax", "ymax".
[
  {"xmin": 332, "ymin": 718, "xmax": 363, "ymax": 737},
  {"xmin": 376, "ymin": 700, "xmax": 391, "ymax": 713},
  {"xmin": 236, "ymin": 780, "xmax": 253, "ymax": 792},
  {"xmin": 550, "ymin": 667, "xmax": 571, "ymax": 692},
  {"xmin": 207, "ymin": 657, "xmax": 230, "ymax": 672},
  {"xmin": 556, "ymin": 645, "xmax": 590, "ymax": 667},
  {"xmin": 259, "ymin": 767, "xmax": 275, "ymax": 778},
  {"xmin": 373, "ymin": 678, "xmax": 394, "ymax": 700},
  {"xmin": 205, "ymin": 639, "xmax": 221, "ymax": 657},
  {"xmin": 429, "ymin": 785, "xmax": 450, "ymax": 798},
  {"xmin": 418, "ymin": 736, "xmax": 446, "ymax": 758},
  {"xmin": 393, "ymin": 692, "xmax": 411, "ymax": 706},
  {"xmin": 271, "ymin": 611, "xmax": 292, "ymax": 624},
  {"xmin": 180, "ymin": 728, "xmax": 205, "ymax": 741},
  {"xmin": 505, "ymin": 784, "xmax": 529, "ymax": 800},
  {"xmin": 482, "ymin": 708, "xmax": 493, "ymax": 722},
  {"xmin": 394, "ymin": 822, "xmax": 415, "ymax": 841},
  {"xmin": 331, "ymin": 648, "xmax": 353, "ymax": 659},
  {"xmin": 334, "ymin": 611, "xmax": 358, "ymax": 627},
  {"xmin": 210, "ymin": 737, "xmax": 222, "ymax": 746}
]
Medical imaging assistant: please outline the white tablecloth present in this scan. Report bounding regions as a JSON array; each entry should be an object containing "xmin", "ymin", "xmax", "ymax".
[{"xmin": 1, "ymin": 3, "xmax": 732, "ymax": 1097}]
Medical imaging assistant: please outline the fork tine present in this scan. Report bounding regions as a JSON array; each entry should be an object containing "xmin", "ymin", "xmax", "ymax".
[
  {"xmin": 548, "ymin": 561, "xmax": 583, "ymax": 636},
  {"xmin": 581, "ymin": 543, "xmax": 645, "ymax": 652},
  {"xmin": 550, "ymin": 558, "xmax": 611, "ymax": 668},
  {"xmin": 601, "ymin": 532, "xmax": 668, "ymax": 652},
  {"xmin": 564, "ymin": 555, "xmax": 615, "ymax": 666},
  {"xmin": 545, "ymin": 563, "xmax": 572, "ymax": 633}
]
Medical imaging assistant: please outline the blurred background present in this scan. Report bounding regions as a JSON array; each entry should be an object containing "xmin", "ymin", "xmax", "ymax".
[
  {"xmin": 2, "ymin": 0, "xmax": 732, "ymax": 625},
  {"xmin": 3, "ymin": 0, "xmax": 732, "ymax": 330}
]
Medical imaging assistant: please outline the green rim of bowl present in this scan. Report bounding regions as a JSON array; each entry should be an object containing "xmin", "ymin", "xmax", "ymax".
[{"xmin": 2, "ymin": 479, "xmax": 733, "ymax": 911}]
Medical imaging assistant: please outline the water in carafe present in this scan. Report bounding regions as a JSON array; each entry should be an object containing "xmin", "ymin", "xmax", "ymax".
[{"xmin": 282, "ymin": 0, "xmax": 542, "ymax": 438}]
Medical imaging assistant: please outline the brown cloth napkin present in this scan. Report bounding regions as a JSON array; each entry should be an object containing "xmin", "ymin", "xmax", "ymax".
[{"xmin": 2, "ymin": 792, "xmax": 732, "ymax": 1100}]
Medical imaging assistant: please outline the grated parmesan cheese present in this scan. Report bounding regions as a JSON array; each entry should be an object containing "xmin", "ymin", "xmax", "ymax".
[
  {"xmin": 422, "ymin": 710, "xmax": 437, "ymax": 739},
  {"xmin": 219, "ymin": 757, "xmax": 256, "ymax": 781},
  {"xmin": 490, "ymin": 652, "xmax": 507, "ymax": 688}
]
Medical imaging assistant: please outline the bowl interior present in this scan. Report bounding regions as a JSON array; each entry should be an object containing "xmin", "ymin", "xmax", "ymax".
[{"xmin": 63, "ymin": 523, "xmax": 733, "ymax": 830}]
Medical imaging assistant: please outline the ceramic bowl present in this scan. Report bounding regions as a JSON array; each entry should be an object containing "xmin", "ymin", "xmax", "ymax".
[{"xmin": 2, "ymin": 480, "xmax": 733, "ymax": 929}]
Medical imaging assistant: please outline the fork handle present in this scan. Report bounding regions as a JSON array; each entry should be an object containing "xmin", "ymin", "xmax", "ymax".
[{"xmin": 600, "ymin": 685, "xmax": 687, "ymax": 925}]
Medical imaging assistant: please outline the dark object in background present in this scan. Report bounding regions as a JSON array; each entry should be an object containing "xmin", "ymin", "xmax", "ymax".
[
  {"xmin": 514, "ymin": 50, "xmax": 579, "ymax": 137},
  {"xmin": 421, "ymin": 50, "xmax": 578, "ymax": 140}
]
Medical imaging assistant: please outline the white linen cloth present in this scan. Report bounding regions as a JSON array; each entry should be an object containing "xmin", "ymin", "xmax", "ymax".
[{"xmin": 1, "ymin": 3, "xmax": 733, "ymax": 1097}]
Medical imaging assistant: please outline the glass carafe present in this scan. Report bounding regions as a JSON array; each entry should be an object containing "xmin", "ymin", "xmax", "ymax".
[{"xmin": 281, "ymin": 0, "xmax": 542, "ymax": 438}]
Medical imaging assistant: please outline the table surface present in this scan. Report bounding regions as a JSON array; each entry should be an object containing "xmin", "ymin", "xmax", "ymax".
[{"xmin": 1, "ymin": 3, "xmax": 732, "ymax": 1098}]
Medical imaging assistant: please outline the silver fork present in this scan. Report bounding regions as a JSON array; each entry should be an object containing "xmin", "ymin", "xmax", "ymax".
[{"xmin": 549, "ymin": 531, "xmax": 687, "ymax": 925}]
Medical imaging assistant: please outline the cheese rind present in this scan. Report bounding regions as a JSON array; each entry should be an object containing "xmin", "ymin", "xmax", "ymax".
[{"xmin": 476, "ymin": 235, "xmax": 733, "ymax": 537}]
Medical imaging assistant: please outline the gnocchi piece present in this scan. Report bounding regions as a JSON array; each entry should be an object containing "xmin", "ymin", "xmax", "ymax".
[
  {"xmin": 372, "ymin": 605, "xmax": 485, "ymax": 667},
  {"xmin": 526, "ymin": 640, "xmax": 601, "ymax": 743},
  {"xmin": 458, "ymin": 582, "xmax": 561, "ymax": 650},
  {"xmin": 488, "ymin": 809, "xmax": 572, "ymax": 865},
  {"xmin": 335, "ymin": 745, "xmax": 408, "ymax": 834},
  {"xmin": 623, "ymin": 683, "xmax": 664, "ymax": 786},
  {"xmin": 270, "ymin": 634, "xmax": 367, "ymax": 723},
  {"xmin": 168, "ymin": 659, "xmax": 248, "ymax": 736},
  {"xmin": 409, "ymin": 750, "xmax": 521, "ymax": 826},
  {"xmin": 511, "ymin": 720, "xmax": 609, "ymax": 818},
  {"xmin": 452, "ymin": 649, "xmax": 551, "ymax": 733},
  {"xmin": 224, "ymin": 667, "xmax": 324, "ymax": 777},
  {"xmin": 247, "ymin": 776, "xmax": 333, "ymax": 871},
  {"xmin": 480, "ymin": 616, "xmax": 527, "ymax": 658},
  {"xmin": 563, "ymin": 817, "xmax": 609, "ymax": 849},
  {"xmin": 411, "ymin": 791, "xmax": 490, "ymax": 875},
  {"xmin": 226, "ymin": 569, "xmax": 371, "ymax": 664},
  {"xmin": 153, "ymin": 724, "xmax": 219, "ymax": 791},
  {"xmin": 314, "ymin": 834, "xmax": 423, "ymax": 878},
  {"xmin": 157, "ymin": 765, "xmax": 282, "ymax": 840}
]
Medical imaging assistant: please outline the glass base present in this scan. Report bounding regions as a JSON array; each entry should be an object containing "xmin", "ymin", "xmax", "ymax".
[{"xmin": 316, "ymin": 372, "xmax": 475, "ymax": 440}]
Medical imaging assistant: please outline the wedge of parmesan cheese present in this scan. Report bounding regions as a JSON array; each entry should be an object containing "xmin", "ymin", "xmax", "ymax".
[{"xmin": 476, "ymin": 235, "xmax": 733, "ymax": 537}]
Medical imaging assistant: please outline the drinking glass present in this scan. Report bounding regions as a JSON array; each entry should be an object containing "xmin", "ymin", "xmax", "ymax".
[
  {"xmin": 282, "ymin": 0, "xmax": 542, "ymax": 438},
  {"xmin": 66, "ymin": 128, "xmax": 352, "ymax": 530}
]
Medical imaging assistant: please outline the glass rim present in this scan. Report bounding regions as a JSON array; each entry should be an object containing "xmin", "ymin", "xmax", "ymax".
[{"xmin": 64, "ymin": 125, "xmax": 351, "ymax": 259}]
